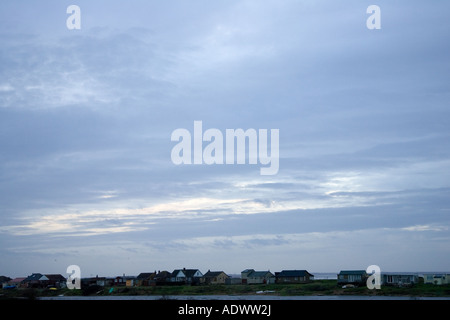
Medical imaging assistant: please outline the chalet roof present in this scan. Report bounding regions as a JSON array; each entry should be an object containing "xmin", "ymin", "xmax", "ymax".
[
  {"xmin": 137, "ymin": 272, "xmax": 155, "ymax": 280},
  {"xmin": 155, "ymin": 271, "xmax": 171, "ymax": 278},
  {"xmin": 276, "ymin": 270, "xmax": 313, "ymax": 277},
  {"xmin": 381, "ymin": 272, "xmax": 418, "ymax": 276},
  {"xmin": 10, "ymin": 277, "xmax": 26, "ymax": 284},
  {"xmin": 247, "ymin": 270, "xmax": 274, "ymax": 278},
  {"xmin": 171, "ymin": 269, "xmax": 183, "ymax": 277},
  {"xmin": 82, "ymin": 276, "xmax": 111, "ymax": 280},
  {"xmin": 184, "ymin": 269, "xmax": 202, "ymax": 277},
  {"xmin": 172, "ymin": 269, "xmax": 202, "ymax": 278},
  {"xmin": 338, "ymin": 270, "xmax": 367, "ymax": 275},
  {"xmin": 114, "ymin": 275, "xmax": 136, "ymax": 280},
  {"xmin": 204, "ymin": 271, "xmax": 228, "ymax": 278},
  {"xmin": 45, "ymin": 274, "xmax": 66, "ymax": 281},
  {"xmin": 24, "ymin": 273, "xmax": 48, "ymax": 282},
  {"xmin": 241, "ymin": 269, "xmax": 255, "ymax": 273}
]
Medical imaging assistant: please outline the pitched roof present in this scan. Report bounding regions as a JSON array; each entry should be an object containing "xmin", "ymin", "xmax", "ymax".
[
  {"xmin": 276, "ymin": 270, "xmax": 313, "ymax": 277},
  {"xmin": 248, "ymin": 270, "xmax": 274, "ymax": 278},
  {"xmin": 45, "ymin": 274, "xmax": 66, "ymax": 281},
  {"xmin": 10, "ymin": 277, "xmax": 26, "ymax": 284},
  {"xmin": 154, "ymin": 271, "xmax": 171, "ymax": 279},
  {"xmin": 184, "ymin": 269, "xmax": 202, "ymax": 277},
  {"xmin": 171, "ymin": 269, "xmax": 182, "ymax": 277},
  {"xmin": 241, "ymin": 269, "xmax": 255, "ymax": 273},
  {"xmin": 172, "ymin": 269, "xmax": 202, "ymax": 278},
  {"xmin": 204, "ymin": 271, "xmax": 228, "ymax": 278},
  {"xmin": 24, "ymin": 273, "xmax": 48, "ymax": 281},
  {"xmin": 137, "ymin": 272, "xmax": 155, "ymax": 280}
]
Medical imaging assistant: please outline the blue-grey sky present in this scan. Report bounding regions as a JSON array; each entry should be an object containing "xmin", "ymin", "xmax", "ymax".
[{"xmin": 1, "ymin": 0, "xmax": 449, "ymax": 278}]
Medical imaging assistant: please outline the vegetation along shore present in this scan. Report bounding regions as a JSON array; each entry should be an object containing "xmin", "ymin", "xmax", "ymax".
[{"xmin": 2, "ymin": 280, "xmax": 450, "ymax": 300}]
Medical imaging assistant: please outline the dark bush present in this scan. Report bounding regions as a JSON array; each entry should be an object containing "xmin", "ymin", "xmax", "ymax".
[
  {"xmin": 82, "ymin": 284, "xmax": 103, "ymax": 296},
  {"xmin": 21, "ymin": 288, "xmax": 38, "ymax": 300}
]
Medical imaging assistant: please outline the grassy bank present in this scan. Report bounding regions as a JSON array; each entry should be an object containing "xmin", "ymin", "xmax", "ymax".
[{"xmin": 2, "ymin": 280, "xmax": 450, "ymax": 299}]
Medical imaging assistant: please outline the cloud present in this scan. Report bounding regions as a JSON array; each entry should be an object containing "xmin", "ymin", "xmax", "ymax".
[
  {"xmin": 1, "ymin": 0, "xmax": 450, "ymax": 277},
  {"xmin": 401, "ymin": 224, "xmax": 448, "ymax": 232},
  {"xmin": 0, "ymin": 84, "xmax": 14, "ymax": 92},
  {"xmin": 0, "ymin": 197, "xmax": 259, "ymax": 236},
  {"xmin": 0, "ymin": 30, "xmax": 174, "ymax": 111},
  {"xmin": 0, "ymin": 193, "xmax": 374, "ymax": 237}
]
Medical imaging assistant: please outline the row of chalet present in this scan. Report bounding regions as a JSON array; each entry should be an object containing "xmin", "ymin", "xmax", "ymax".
[
  {"xmin": 80, "ymin": 269, "xmax": 221, "ymax": 287},
  {"xmin": 3, "ymin": 269, "xmax": 449, "ymax": 289},
  {"xmin": 82, "ymin": 268, "xmax": 315, "ymax": 287},
  {"xmin": 338, "ymin": 270, "xmax": 420, "ymax": 287},
  {"xmin": 1, "ymin": 273, "xmax": 67, "ymax": 289},
  {"xmin": 337, "ymin": 270, "xmax": 450, "ymax": 287},
  {"xmin": 242, "ymin": 269, "xmax": 314, "ymax": 284}
]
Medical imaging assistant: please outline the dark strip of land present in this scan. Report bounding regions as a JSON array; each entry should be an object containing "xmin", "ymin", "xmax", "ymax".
[{"xmin": 2, "ymin": 280, "xmax": 450, "ymax": 299}]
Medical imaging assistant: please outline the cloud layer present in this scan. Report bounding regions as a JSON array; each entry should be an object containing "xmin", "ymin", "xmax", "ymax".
[{"xmin": 0, "ymin": 0, "xmax": 449, "ymax": 277}]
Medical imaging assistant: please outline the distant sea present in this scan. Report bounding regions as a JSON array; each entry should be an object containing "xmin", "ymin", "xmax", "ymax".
[
  {"xmin": 312, "ymin": 272, "xmax": 337, "ymax": 280},
  {"xmin": 228, "ymin": 272, "xmax": 338, "ymax": 280},
  {"xmin": 312, "ymin": 271, "xmax": 450, "ymax": 279}
]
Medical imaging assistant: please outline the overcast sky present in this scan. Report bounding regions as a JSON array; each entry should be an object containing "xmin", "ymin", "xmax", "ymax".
[{"xmin": 1, "ymin": 1, "xmax": 449, "ymax": 278}]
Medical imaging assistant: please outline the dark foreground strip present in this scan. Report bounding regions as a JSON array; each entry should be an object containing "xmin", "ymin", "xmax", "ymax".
[{"xmin": 1, "ymin": 298, "xmax": 448, "ymax": 318}]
